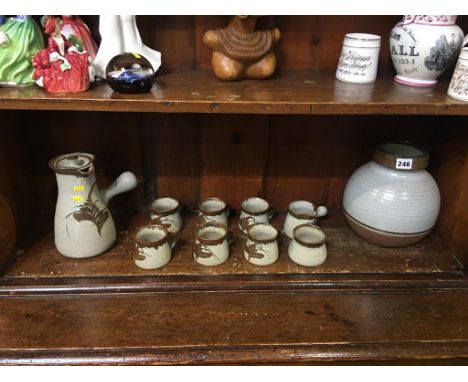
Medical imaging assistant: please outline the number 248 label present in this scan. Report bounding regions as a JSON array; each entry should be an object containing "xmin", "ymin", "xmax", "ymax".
[{"xmin": 396, "ymin": 158, "xmax": 413, "ymax": 170}]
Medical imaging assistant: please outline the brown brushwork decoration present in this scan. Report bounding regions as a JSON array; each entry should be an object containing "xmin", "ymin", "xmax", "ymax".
[
  {"xmin": 151, "ymin": 216, "xmax": 172, "ymax": 230},
  {"xmin": 203, "ymin": 16, "xmax": 281, "ymax": 81},
  {"xmin": 245, "ymin": 243, "xmax": 265, "ymax": 260},
  {"xmin": 193, "ymin": 241, "xmax": 214, "ymax": 259},
  {"xmin": 65, "ymin": 182, "xmax": 109, "ymax": 236},
  {"xmin": 240, "ymin": 215, "xmax": 256, "ymax": 232}
]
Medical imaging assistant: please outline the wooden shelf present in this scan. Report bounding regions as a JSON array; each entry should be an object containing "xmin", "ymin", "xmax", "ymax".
[
  {"xmin": 2, "ymin": 211, "xmax": 462, "ymax": 291},
  {"xmin": 1, "ymin": 70, "xmax": 468, "ymax": 115}
]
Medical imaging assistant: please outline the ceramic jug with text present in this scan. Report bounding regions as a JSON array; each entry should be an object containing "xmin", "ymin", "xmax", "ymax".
[
  {"xmin": 390, "ymin": 16, "xmax": 463, "ymax": 87},
  {"xmin": 49, "ymin": 153, "xmax": 137, "ymax": 258}
]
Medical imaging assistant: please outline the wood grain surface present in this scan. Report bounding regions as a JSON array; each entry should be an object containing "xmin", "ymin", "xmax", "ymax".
[
  {"xmin": 1, "ymin": 71, "xmax": 468, "ymax": 115},
  {"xmin": 1, "ymin": 289, "xmax": 468, "ymax": 364},
  {"xmin": 4, "ymin": 212, "xmax": 460, "ymax": 279}
]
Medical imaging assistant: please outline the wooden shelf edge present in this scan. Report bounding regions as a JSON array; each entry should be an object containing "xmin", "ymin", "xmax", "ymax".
[
  {"xmin": 1, "ymin": 71, "xmax": 468, "ymax": 115},
  {"xmin": 1, "ymin": 273, "xmax": 467, "ymax": 295},
  {"xmin": 2, "ymin": 342, "xmax": 468, "ymax": 365}
]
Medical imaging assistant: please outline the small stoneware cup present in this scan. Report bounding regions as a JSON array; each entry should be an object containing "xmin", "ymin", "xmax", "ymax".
[
  {"xmin": 239, "ymin": 197, "xmax": 273, "ymax": 234},
  {"xmin": 198, "ymin": 197, "xmax": 229, "ymax": 226},
  {"xmin": 244, "ymin": 223, "xmax": 279, "ymax": 266},
  {"xmin": 283, "ymin": 200, "xmax": 328, "ymax": 239},
  {"xmin": 288, "ymin": 224, "xmax": 327, "ymax": 267},
  {"xmin": 336, "ymin": 33, "xmax": 381, "ymax": 83},
  {"xmin": 193, "ymin": 222, "xmax": 232, "ymax": 266},
  {"xmin": 150, "ymin": 197, "xmax": 182, "ymax": 233},
  {"xmin": 133, "ymin": 225, "xmax": 176, "ymax": 270},
  {"xmin": 448, "ymin": 47, "xmax": 468, "ymax": 101}
]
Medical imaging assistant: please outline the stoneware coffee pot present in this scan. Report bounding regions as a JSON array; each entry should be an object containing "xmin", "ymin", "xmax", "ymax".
[
  {"xmin": 49, "ymin": 153, "xmax": 137, "ymax": 258},
  {"xmin": 389, "ymin": 16, "xmax": 463, "ymax": 87}
]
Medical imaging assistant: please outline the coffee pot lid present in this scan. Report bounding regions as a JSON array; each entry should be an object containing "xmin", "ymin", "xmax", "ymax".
[
  {"xmin": 373, "ymin": 141, "xmax": 429, "ymax": 171},
  {"xmin": 49, "ymin": 152, "xmax": 95, "ymax": 176}
]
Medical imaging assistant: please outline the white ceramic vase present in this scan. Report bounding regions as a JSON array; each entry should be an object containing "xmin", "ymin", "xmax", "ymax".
[
  {"xmin": 93, "ymin": 15, "xmax": 161, "ymax": 78},
  {"xmin": 390, "ymin": 16, "xmax": 463, "ymax": 87},
  {"xmin": 343, "ymin": 142, "xmax": 440, "ymax": 247}
]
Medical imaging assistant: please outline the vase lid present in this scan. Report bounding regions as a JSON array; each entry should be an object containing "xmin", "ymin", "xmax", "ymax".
[
  {"xmin": 402, "ymin": 15, "xmax": 458, "ymax": 26},
  {"xmin": 373, "ymin": 141, "xmax": 429, "ymax": 171}
]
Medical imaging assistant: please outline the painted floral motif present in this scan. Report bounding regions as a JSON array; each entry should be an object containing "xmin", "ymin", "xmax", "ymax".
[
  {"xmin": 151, "ymin": 216, "xmax": 172, "ymax": 230},
  {"xmin": 66, "ymin": 182, "xmax": 109, "ymax": 236},
  {"xmin": 424, "ymin": 34, "xmax": 461, "ymax": 71},
  {"xmin": 240, "ymin": 215, "xmax": 255, "ymax": 232},
  {"xmin": 244, "ymin": 242, "xmax": 265, "ymax": 260},
  {"xmin": 133, "ymin": 246, "xmax": 146, "ymax": 262},
  {"xmin": 193, "ymin": 241, "xmax": 215, "ymax": 259}
]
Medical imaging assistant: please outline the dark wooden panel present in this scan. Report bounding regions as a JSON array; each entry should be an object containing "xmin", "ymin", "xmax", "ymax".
[
  {"xmin": 138, "ymin": 16, "xmax": 196, "ymax": 73},
  {"xmin": 433, "ymin": 123, "xmax": 468, "ymax": 265},
  {"xmin": 0, "ymin": 111, "xmax": 37, "ymax": 269},
  {"xmin": 275, "ymin": 16, "xmax": 400, "ymax": 73},
  {"xmin": 199, "ymin": 115, "xmax": 269, "ymax": 210},
  {"xmin": 23, "ymin": 111, "xmax": 144, "ymax": 214},
  {"xmin": 141, "ymin": 114, "xmax": 199, "ymax": 210},
  {"xmin": 5, "ymin": 211, "xmax": 460, "ymax": 279},
  {"xmin": 1, "ymin": 289, "xmax": 468, "ymax": 364},
  {"xmin": 194, "ymin": 16, "xmax": 228, "ymax": 71}
]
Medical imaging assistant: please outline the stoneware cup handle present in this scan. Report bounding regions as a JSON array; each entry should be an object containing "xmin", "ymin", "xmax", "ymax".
[
  {"xmin": 227, "ymin": 230, "xmax": 234, "ymax": 245},
  {"xmin": 316, "ymin": 206, "xmax": 328, "ymax": 218},
  {"xmin": 463, "ymin": 34, "xmax": 468, "ymax": 48},
  {"xmin": 167, "ymin": 234, "xmax": 178, "ymax": 251},
  {"xmin": 268, "ymin": 207, "xmax": 275, "ymax": 219}
]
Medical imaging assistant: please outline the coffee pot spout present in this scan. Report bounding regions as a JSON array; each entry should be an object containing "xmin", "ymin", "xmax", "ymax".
[{"xmin": 102, "ymin": 171, "xmax": 137, "ymax": 206}]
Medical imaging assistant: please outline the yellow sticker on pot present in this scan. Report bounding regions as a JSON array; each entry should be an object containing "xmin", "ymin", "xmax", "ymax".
[
  {"xmin": 131, "ymin": 52, "xmax": 141, "ymax": 59},
  {"xmin": 73, "ymin": 185, "xmax": 85, "ymax": 192},
  {"xmin": 72, "ymin": 196, "xmax": 84, "ymax": 202}
]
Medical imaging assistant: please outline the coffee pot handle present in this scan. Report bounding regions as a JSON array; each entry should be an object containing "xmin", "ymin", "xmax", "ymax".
[{"xmin": 102, "ymin": 171, "xmax": 138, "ymax": 205}]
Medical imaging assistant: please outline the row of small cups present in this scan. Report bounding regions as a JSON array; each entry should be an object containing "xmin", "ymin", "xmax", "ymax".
[{"xmin": 133, "ymin": 196, "xmax": 328, "ymax": 269}]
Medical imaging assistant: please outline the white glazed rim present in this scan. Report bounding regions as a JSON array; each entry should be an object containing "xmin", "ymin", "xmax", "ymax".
[
  {"xmin": 288, "ymin": 200, "xmax": 316, "ymax": 219},
  {"xmin": 199, "ymin": 197, "xmax": 227, "ymax": 215},
  {"xmin": 247, "ymin": 223, "xmax": 278, "ymax": 243},
  {"xmin": 293, "ymin": 224, "xmax": 326, "ymax": 248},
  {"xmin": 150, "ymin": 197, "xmax": 180, "ymax": 216},
  {"xmin": 135, "ymin": 225, "xmax": 168, "ymax": 247},
  {"xmin": 242, "ymin": 197, "xmax": 270, "ymax": 215},
  {"xmin": 345, "ymin": 33, "xmax": 381, "ymax": 41}
]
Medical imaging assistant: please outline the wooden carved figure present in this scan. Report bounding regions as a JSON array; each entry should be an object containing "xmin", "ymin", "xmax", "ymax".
[{"xmin": 203, "ymin": 16, "xmax": 280, "ymax": 81}]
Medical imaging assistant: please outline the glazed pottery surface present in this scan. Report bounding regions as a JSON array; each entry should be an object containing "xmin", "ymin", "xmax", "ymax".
[
  {"xmin": 150, "ymin": 197, "xmax": 182, "ymax": 234},
  {"xmin": 32, "ymin": 16, "xmax": 92, "ymax": 93},
  {"xmin": 93, "ymin": 15, "xmax": 161, "ymax": 79},
  {"xmin": 390, "ymin": 15, "xmax": 463, "ymax": 87},
  {"xmin": 238, "ymin": 197, "xmax": 273, "ymax": 234},
  {"xmin": 448, "ymin": 43, "xmax": 468, "ymax": 101},
  {"xmin": 0, "ymin": 16, "xmax": 44, "ymax": 86},
  {"xmin": 336, "ymin": 33, "xmax": 381, "ymax": 83},
  {"xmin": 198, "ymin": 197, "xmax": 229, "ymax": 226},
  {"xmin": 49, "ymin": 153, "xmax": 137, "ymax": 258},
  {"xmin": 283, "ymin": 200, "xmax": 327, "ymax": 239},
  {"xmin": 288, "ymin": 224, "xmax": 327, "ymax": 267},
  {"xmin": 193, "ymin": 222, "xmax": 231, "ymax": 266},
  {"xmin": 133, "ymin": 225, "xmax": 174, "ymax": 270},
  {"xmin": 244, "ymin": 223, "xmax": 279, "ymax": 266},
  {"xmin": 343, "ymin": 142, "xmax": 441, "ymax": 247}
]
